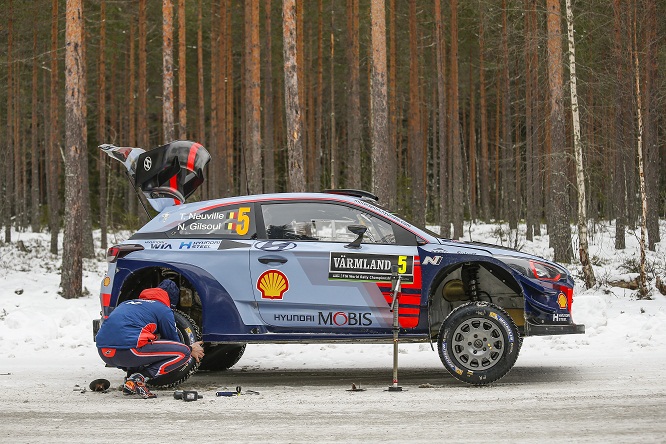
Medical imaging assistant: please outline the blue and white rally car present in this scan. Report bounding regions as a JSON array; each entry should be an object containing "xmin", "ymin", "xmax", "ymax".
[{"xmin": 94, "ymin": 141, "xmax": 584, "ymax": 387}]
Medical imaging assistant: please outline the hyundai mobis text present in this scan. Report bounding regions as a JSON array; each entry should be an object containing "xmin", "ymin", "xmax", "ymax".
[{"xmin": 93, "ymin": 141, "xmax": 584, "ymax": 387}]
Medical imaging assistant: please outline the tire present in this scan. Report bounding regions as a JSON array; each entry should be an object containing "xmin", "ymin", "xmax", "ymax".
[
  {"xmin": 198, "ymin": 344, "xmax": 247, "ymax": 372},
  {"xmin": 147, "ymin": 310, "xmax": 202, "ymax": 388},
  {"xmin": 437, "ymin": 301, "xmax": 520, "ymax": 385}
]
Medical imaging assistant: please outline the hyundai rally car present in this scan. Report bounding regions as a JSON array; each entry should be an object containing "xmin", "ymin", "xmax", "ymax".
[{"xmin": 93, "ymin": 140, "xmax": 584, "ymax": 387}]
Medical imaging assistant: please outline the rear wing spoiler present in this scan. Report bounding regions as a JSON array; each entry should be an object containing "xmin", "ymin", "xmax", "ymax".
[{"xmin": 100, "ymin": 140, "xmax": 211, "ymax": 212}]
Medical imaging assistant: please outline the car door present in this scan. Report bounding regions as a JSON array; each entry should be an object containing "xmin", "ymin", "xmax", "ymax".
[{"xmin": 249, "ymin": 200, "xmax": 422, "ymax": 332}]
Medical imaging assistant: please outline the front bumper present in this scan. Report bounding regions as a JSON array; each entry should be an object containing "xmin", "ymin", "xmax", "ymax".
[{"xmin": 524, "ymin": 321, "xmax": 585, "ymax": 336}]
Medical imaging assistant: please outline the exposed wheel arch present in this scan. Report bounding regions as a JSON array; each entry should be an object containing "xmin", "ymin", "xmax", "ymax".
[{"xmin": 427, "ymin": 260, "xmax": 525, "ymax": 339}]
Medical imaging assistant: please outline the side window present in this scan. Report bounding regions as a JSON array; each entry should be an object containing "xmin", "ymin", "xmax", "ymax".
[
  {"xmin": 172, "ymin": 205, "xmax": 255, "ymax": 238},
  {"xmin": 260, "ymin": 202, "xmax": 396, "ymax": 244}
]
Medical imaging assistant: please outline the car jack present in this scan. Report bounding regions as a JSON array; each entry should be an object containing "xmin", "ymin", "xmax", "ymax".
[{"xmin": 387, "ymin": 265, "xmax": 405, "ymax": 392}]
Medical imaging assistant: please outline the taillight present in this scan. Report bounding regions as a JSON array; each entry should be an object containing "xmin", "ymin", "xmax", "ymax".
[
  {"xmin": 554, "ymin": 283, "xmax": 574, "ymax": 312},
  {"xmin": 106, "ymin": 244, "xmax": 144, "ymax": 263}
]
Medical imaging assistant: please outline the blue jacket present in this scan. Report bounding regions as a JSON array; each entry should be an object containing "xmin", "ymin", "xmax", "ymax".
[{"xmin": 95, "ymin": 289, "xmax": 180, "ymax": 349}]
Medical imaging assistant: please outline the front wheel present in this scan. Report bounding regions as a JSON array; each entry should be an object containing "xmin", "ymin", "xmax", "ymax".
[
  {"xmin": 148, "ymin": 310, "xmax": 202, "ymax": 388},
  {"xmin": 437, "ymin": 302, "xmax": 520, "ymax": 385}
]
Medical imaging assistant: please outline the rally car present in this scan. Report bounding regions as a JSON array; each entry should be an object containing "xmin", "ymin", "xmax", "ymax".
[{"xmin": 93, "ymin": 140, "xmax": 584, "ymax": 387}]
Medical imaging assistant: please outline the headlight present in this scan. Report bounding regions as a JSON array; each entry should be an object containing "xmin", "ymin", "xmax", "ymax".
[{"xmin": 497, "ymin": 256, "xmax": 563, "ymax": 282}]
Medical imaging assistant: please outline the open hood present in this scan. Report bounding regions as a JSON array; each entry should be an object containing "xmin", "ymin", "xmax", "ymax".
[{"xmin": 100, "ymin": 140, "xmax": 210, "ymax": 212}]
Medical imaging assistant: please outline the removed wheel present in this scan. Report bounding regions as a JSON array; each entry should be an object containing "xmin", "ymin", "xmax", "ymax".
[
  {"xmin": 148, "ymin": 310, "xmax": 201, "ymax": 388},
  {"xmin": 437, "ymin": 301, "xmax": 520, "ymax": 385},
  {"xmin": 199, "ymin": 344, "xmax": 246, "ymax": 371}
]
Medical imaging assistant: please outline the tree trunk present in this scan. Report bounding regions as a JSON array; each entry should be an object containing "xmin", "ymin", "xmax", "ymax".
[
  {"xmin": 31, "ymin": 30, "xmax": 41, "ymax": 232},
  {"xmin": 329, "ymin": 8, "xmax": 337, "ymax": 189},
  {"xmin": 48, "ymin": 0, "xmax": 60, "ymax": 253},
  {"xmin": 435, "ymin": 0, "xmax": 449, "ymax": 238},
  {"xmin": 612, "ymin": 0, "xmax": 627, "ymax": 250},
  {"xmin": 314, "ymin": 0, "xmax": 323, "ymax": 191},
  {"xmin": 478, "ymin": 8, "xmax": 489, "ymax": 223},
  {"xmin": 370, "ymin": 0, "xmax": 390, "ymax": 205},
  {"xmin": 501, "ymin": 0, "xmax": 517, "ymax": 231},
  {"xmin": 98, "ymin": 0, "xmax": 108, "ymax": 250},
  {"xmin": 450, "ymin": 0, "xmax": 462, "ymax": 237},
  {"xmin": 565, "ymin": 0, "xmax": 595, "ymax": 288},
  {"xmin": 5, "ymin": 0, "xmax": 15, "ymax": 243},
  {"xmin": 546, "ymin": 0, "xmax": 573, "ymax": 263},
  {"xmin": 387, "ymin": 0, "xmax": 397, "ymax": 210},
  {"xmin": 61, "ymin": 0, "xmax": 86, "ymax": 299},
  {"xmin": 283, "ymin": 0, "xmax": 306, "ymax": 192},
  {"xmin": 346, "ymin": 0, "xmax": 361, "ymax": 189},
  {"xmin": 197, "ymin": 0, "xmax": 205, "ymax": 172},
  {"xmin": 642, "ymin": 0, "xmax": 659, "ymax": 251},
  {"xmin": 262, "ymin": 0, "xmax": 276, "ymax": 193},
  {"xmin": 244, "ymin": 0, "xmax": 262, "ymax": 194},
  {"xmin": 138, "ymin": 0, "xmax": 147, "ymax": 149},
  {"xmin": 468, "ymin": 64, "xmax": 477, "ymax": 222},
  {"xmin": 631, "ymin": 0, "xmax": 649, "ymax": 299},
  {"xmin": 177, "ymin": 0, "xmax": 187, "ymax": 140},
  {"xmin": 163, "ymin": 0, "xmax": 175, "ymax": 143}
]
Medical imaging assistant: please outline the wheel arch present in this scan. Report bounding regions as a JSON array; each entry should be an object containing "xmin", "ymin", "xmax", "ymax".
[
  {"xmin": 112, "ymin": 259, "xmax": 245, "ymax": 336},
  {"xmin": 425, "ymin": 257, "xmax": 525, "ymax": 338}
]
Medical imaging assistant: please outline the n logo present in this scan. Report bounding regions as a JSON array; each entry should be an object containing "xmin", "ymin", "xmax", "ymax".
[{"xmin": 422, "ymin": 255, "xmax": 443, "ymax": 266}]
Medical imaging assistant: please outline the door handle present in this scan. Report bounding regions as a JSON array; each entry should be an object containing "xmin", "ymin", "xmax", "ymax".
[{"xmin": 258, "ymin": 255, "xmax": 288, "ymax": 265}]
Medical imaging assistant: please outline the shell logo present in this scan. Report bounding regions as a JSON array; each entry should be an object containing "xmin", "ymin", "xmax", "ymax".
[
  {"xmin": 557, "ymin": 293, "xmax": 568, "ymax": 309},
  {"xmin": 257, "ymin": 270, "xmax": 289, "ymax": 300},
  {"xmin": 103, "ymin": 276, "xmax": 111, "ymax": 287}
]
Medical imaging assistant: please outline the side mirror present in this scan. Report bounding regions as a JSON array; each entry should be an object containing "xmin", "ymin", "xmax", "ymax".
[{"xmin": 345, "ymin": 224, "xmax": 367, "ymax": 249}]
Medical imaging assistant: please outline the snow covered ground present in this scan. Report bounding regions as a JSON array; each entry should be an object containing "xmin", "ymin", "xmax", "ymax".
[{"xmin": 1, "ymin": 221, "xmax": 665, "ymax": 443}]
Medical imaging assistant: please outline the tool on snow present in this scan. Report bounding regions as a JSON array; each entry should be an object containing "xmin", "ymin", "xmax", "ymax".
[
  {"xmin": 173, "ymin": 390, "xmax": 203, "ymax": 401},
  {"xmin": 216, "ymin": 386, "xmax": 260, "ymax": 396},
  {"xmin": 89, "ymin": 379, "xmax": 111, "ymax": 392}
]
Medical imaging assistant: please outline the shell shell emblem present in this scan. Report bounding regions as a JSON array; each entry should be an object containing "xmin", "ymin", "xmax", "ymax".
[
  {"xmin": 257, "ymin": 270, "xmax": 289, "ymax": 300},
  {"xmin": 557, "ymin": 293, "xmax": 568, "ymax": 309}
]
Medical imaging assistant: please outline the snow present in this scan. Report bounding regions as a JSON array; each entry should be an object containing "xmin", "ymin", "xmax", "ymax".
[{"xmin": 1, "ymin": 221, "xmax": 665, "ymax": 442}]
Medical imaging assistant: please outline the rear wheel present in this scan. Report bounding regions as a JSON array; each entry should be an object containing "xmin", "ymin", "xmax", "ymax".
[
  {"xmin": 199, "ymin": 344, "xmax": 247, "ymax": 371},
  {"xmin": 437, "ymin": 301, "xmax": 520, "ymax": 385},
  {"xmin": 148, "ymin": 310, "xmax": 201, "ymax": 388}
]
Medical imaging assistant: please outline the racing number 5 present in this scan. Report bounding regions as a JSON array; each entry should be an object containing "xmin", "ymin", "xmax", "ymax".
[
  {"xmin": 397, "ymin": 255, "xmax": 407, "ymax": 274},
  {"xmin": 236, "ymin": 207, "xmax": 251, "ymax": 235}
]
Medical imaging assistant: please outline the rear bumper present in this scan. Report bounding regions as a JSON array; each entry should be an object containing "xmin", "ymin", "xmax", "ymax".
[
  {"xmin": 92, "ymin": 319, "xmax": 101, "ymax": 342},
  {"xmin": 524, "ymin": 321, "xmax": 585, "ymax": 336}
]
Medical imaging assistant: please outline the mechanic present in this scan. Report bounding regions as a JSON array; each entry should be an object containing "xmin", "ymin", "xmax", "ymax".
[{"xmin": 95, "ymin": 279, "xmax": 205, "ymax": 399}]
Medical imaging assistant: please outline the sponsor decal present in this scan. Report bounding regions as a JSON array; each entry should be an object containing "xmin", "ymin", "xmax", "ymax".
[
  {"xmin": 489, "ymin": 311, "xmax": 515, "ymax": 343},
  {"xmin": 146, "ymin": 241, "xmax": 172, "ymax": 249},
  {"xmin": 162, "ymin": 212, "xmax": 170, "ymax": 222},
  {"xmin": 176, "ymin": 206, "xmax": 251, "ymax": 236},
  {"xmin": 274, "ymin": 314, "xmax": 315, "ymax": 322},
  {"xmin": 179, "ymin": 240, "xmax": 222, "ymax": 250},
  {"xmin": 318, "ymin": 311, "xmax": 373, "ymax": 326},
  {"xmin": 103, "ymin": 276, "xmax": 111, "ymax": 287},
  {"xmin": 143, "ymin": 156, "xmax": 152, "ymax": 171},
  {"xmin": 257, "ymin": 269, "xmax": 289, "ymax": 300},
  {"xmin": 557, "ymin": 292, "xmax": 568, "ymax": 309},
  {"xmin": 422, "ymin": 255, "xmax": 443, "ymax": 266},
  {"xmin": 441, "ymin": 340, "xmax": 463, "ymax": 375},
  {"xmin": 329, "ymin": 252, "xmax": 414, "ymax": 283},
  {"xmin": 254, "ymin": 241, "xmax": 297, "ymax": 251},
  {"xmin": 553, "ymin": 313, "xmax": 571, "ymax": 322}
]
